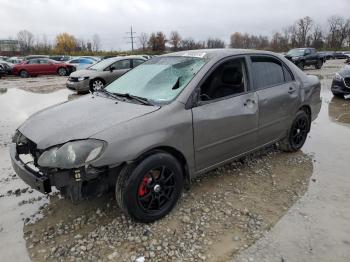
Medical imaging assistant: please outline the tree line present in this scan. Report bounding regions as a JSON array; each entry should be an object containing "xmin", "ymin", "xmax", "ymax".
[{"xmin": 8, "ymin": 14, "xmax": 350, "ymax": 56}]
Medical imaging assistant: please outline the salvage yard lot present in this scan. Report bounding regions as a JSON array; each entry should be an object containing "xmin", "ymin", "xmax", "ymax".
[{"xmin": 0, "ymin": 59, "xmax": 350, "ymax": 262}]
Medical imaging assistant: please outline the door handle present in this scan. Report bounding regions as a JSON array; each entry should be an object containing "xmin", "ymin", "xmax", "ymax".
[
  {"xmin": 244, "ymin": 99, "xmax": 256, "ymax": 106},
  {"xmin": 288, "ymin": 87, "xmax": 296, "ymax": 94}
]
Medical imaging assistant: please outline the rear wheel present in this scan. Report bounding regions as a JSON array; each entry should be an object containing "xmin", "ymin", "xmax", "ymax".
[
  {"xmin": 279, "ymin": 110, "xmax": 310, "ymax": 152},
  {"xmin": 57, "ymin": 67, "xmax": 67, "ymax": 76},
  {"xmin": 19, "ymin": 70, "xmax": 29, "ymax": 78},
  {"xmin": 315, "ymin": 60, "xmax": 323, "ymax": 69},
  {"xmin": 116, "ymin": 152, "xmax": 184, "ymax": 222}
]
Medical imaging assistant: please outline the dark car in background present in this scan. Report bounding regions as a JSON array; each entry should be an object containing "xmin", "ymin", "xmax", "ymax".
[
  {"xmin": 67, "ymin": 56, "xmax": 146, "ymax": 93},
  {"xmin": 0, "ymin": 61, "xmax": 14, "ymax": 75},
  {"xmin": 12, "ymin": 58, "xmax": 74, "ymax": 77},
  {"xmin": 285, "ymin": 48, "xmax": 323, "ymax": 69},
  {"xmin": 10, "ymin": 49, "xmax": 321, "ymax": 222},
  {"xmin": 318, "ymin": 51, "xmax": 335, "ymax": 60},
  {"xmin": 331, "ymin": 65, "xmax": 350, "ymax": 98},
  {"xmin": 0, "ymin": 64, "xmax": 5, "ymax": 78},
  {"xmin": 334, "ymin": 51, "xmax": 348, "ymax": 59}
]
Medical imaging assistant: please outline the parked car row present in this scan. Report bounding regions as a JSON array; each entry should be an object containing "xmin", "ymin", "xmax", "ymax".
[{"xmin": 67, "ymin": 56, "xmax": 146, "ymax": 93}]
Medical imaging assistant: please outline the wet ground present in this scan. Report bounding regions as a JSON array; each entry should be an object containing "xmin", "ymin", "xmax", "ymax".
[{"xmin": 0, "ymin": 60, "xmax": 349, "ymax": 262}]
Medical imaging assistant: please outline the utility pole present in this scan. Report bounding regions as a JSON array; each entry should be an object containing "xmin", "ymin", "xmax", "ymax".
[{"xmin": 126, "ymin": 26, "xmax": 136, "ymax": 52}]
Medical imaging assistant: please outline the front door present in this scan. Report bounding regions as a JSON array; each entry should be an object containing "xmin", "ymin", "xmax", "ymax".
[{"xmin": 192, "ymin": 57, "xmax": 259, "ymax": 171}]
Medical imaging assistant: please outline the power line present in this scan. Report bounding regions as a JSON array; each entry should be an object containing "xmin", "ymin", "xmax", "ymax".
[{"xmin": 125, "ymin": 26, "xmax": 136, "ymax": 51}]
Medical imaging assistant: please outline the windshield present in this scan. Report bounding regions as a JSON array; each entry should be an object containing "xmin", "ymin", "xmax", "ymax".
[
  {"xmin": 89, "ymin": 58, "xmax": 116, "ymax": 71},
  {"xmin": 105, "ymin": 56, "xmax": 206, "ymax": 104},
  {"xmin": 287, "ymin": 49, "xmax": 305, "ymax": 56}
]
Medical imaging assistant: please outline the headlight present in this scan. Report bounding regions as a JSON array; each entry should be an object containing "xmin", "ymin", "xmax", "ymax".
[
  {"xmin": 334, "ymin": 73, "xmax": 343, "ymax": 82},
  {"xmin": 38, "ymin": 139, "xmax": 105, "ymax": 169},
  {"xmin": 292, "ymin": 57, "xmax": 300, "ymax": 61},
  {"xmin": 78, "ymin": 76, "xmax": 89, "ymax": 81}
]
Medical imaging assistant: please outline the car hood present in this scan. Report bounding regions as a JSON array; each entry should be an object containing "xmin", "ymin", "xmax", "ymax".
[
  {"xmin": 70, "ymin": 69, "xmax": 100, "ymax": 78},
  {"xmin": 18, "ymin": 95, "xmax": 160, "ymax": 149}
]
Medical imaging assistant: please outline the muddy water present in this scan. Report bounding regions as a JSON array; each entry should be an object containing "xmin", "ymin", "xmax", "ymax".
[{"xmin": 0, "ymin": 86, "xmax": 75, "ymax": 262}]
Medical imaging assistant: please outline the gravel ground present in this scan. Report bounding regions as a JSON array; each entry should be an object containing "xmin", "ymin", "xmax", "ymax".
[{"xmin": 0, "ymin": 60, "xmax": 348, "ymax": 262}]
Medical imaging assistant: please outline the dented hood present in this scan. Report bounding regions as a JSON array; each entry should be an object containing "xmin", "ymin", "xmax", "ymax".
[{"xmin": 18, "ymin": 94, "xmax": 159, "ymax": 149}]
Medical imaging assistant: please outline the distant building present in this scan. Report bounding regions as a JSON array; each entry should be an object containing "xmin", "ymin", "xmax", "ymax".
[{"xmin": 0, "ymin": 40, "xmax": 21, "ymax": 56}]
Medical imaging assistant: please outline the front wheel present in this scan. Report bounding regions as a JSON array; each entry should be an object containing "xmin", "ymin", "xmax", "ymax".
[
  {"xmin": 315, "ymin": 60, "xmax": 323, "ymax": 69},
  {"xmin": 279, "ymin": 110, "xmax": 310, "ymax": 152},
  {"xmin": 90, "ymin": 79, "xmax": 105, "ymax": 92},
  {"xmin": 116, "ymin": 152, "xmax": 184, "ymax": 222}
]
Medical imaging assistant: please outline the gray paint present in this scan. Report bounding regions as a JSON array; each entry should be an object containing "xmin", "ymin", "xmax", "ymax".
[{"xmin": 16, "ymin": 49, "xmax": 321, "ymax": 180}]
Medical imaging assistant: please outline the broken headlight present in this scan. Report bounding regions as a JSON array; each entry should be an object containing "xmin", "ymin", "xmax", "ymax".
[{"xmin": 38, "ymin": 139, "xmax": 105, "ymax": 169}]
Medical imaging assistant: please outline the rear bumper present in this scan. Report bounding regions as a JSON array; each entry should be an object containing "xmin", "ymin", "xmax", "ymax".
[{"xmin": 10, "ymin": 143, "xmax": 51, "ymax": 194}]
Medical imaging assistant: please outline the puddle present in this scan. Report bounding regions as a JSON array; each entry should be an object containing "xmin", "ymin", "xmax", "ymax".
[{"xmin": 0, "ymin": 87, "xmax": 78, "ymax": 261}]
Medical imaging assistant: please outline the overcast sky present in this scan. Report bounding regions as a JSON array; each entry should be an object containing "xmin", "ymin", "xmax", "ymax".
[{"xmin": 0, "ymin": 0, "xmax": 349, "ymax": 50}]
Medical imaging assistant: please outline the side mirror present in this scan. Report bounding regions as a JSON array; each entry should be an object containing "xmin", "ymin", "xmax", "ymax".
[{"xmin": 110, "ymin": 66, "xmax": 116, "ymax": 72}]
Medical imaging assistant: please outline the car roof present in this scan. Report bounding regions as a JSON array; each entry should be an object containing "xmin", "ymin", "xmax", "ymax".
[{"xmin": 163, "ymin": 48, "xmax": 283, "ymax": 60}]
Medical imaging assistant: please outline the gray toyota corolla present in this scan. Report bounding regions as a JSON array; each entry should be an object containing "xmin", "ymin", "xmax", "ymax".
[{"xmin": 10, "ymin": 49, "xmax": 321, "ymax": 222}]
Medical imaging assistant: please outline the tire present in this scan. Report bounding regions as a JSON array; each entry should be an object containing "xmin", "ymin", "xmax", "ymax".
[
  {"xmin": 90, "ymin": 79, "xmax": 105, "ymax": 92},
  {"xmin": 279, "ymin": 110, "xmax": 310, "ymax": 152},
  {"xmin": 315, "ymin": 60, "xmax": 323, "ymax": 69},
  {"xmin": 297, "ymin": 61, "xmax": 304, "ymax": 70},
  {"xmin": 332, "ymin": 92, "xmax": 344, "ymax": 98},
  {"xmin": 116, "ymin": 152, "xmax": 184, "ymax": 223},
  {"xmin": 57, "ymin": 67, "xmax": 67, "ymax": 76},
  {"xmin": 19, "ymin": 70, "xmax": 29, "ymax": 78}
]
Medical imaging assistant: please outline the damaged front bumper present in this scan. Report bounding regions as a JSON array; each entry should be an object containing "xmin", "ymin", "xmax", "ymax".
[{"xmin": 10, "ymin": 140, "xmax": 117, "ymax": 202}]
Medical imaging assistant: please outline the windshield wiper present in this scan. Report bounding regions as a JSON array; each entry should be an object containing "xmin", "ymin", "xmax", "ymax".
[
  {"xmin": 112, "ymin": 92, "xmax": 154, "ymax": 106},
  {"xmin": 95, "ymin": 89, "xmax": 121, "ymax": 100}
]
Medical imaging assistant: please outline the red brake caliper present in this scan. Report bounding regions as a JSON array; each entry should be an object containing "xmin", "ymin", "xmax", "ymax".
[{"xmin": 138, "ymin": 176, "xmax": 150, "ymax": 197}]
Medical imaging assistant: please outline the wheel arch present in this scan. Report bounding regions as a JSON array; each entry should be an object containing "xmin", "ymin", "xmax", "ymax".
[
  {"xmin": 298, "ymin": 105, "xmax": 312, "ymax": 131},
  {"xmin": 131, "ymin": 146, "xmax": 191, "ymax": 189}
]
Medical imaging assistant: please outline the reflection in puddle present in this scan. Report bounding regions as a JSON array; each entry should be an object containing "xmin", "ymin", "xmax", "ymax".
[{"xmin": 328, "ymin": 96, "xmax": 350, "ymax": 126}]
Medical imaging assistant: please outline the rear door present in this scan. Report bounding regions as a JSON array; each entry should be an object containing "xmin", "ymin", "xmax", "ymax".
[
  {"xmin": 250, "ymin": 55, "xmax": 300, "ymax": 146},
  {"xmin": 25, "ymin": 59, "xmax": 41, "ymax": 74},
  {"xmin": 192, "ymin": 56, "xmax": 259, "ymax": 171}
]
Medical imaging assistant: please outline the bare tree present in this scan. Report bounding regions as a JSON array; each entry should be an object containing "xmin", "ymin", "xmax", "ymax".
[
  {"xmin": 169, "ymin": 31, "xmax": 182, "ymax": 51},
  {"xmin": 311, "ymin": 25, "xmax": 324, "ymax": 49},
  {"xmin": 206, "ymin": 38, "xmax": 225, "ymax": 48},
  {"xmin": 92, "ymin": 34, "xmax": 101, "ymax": 52},
  {"xmin": 230, "ymin": 32, "xmax": 244, "ymax": 48},
  {"xmin": 295, "ymin": 16, "xmax": 313, "ymax": 47},
  {"xmin": 148, "ymin": 32, "xmax": 166, "ymax": 52},
  {"xmin": 138, "ymin": 33, "xmax": 148, "ymax": 51},
  {"xmin": 17, "ymin": 30, "xmax": 34, "ymax": 54},
  {"xmin": 327, "ymin": 15, "xmax": 350, "ymax": 49}
]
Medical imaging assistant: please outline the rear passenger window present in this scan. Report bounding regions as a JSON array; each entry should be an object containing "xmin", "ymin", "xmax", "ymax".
[{"xmin": 251, "ymin": 56, "xmax": 285, "ymax": 89}]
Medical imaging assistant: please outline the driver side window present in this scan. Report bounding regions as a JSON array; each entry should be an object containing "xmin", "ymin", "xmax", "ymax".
[{"xmin": 199, "ymin": 58, "xmax": 247, "ymax": 101}]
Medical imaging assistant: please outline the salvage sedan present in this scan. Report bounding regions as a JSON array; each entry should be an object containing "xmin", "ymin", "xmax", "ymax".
[
  {"xmin": 331, "ymin": 65, "xmax": 350, "ymax": 98},
  {"xmin": 10, "ymin": 49, "xmax": 321, "ymax": 222}
]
